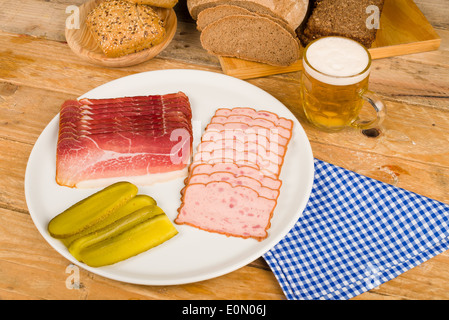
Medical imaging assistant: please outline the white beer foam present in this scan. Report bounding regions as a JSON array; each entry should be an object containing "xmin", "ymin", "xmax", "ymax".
[{"xmin": 304, "ymin": 37, "xmax": 371, "ymax": 86}]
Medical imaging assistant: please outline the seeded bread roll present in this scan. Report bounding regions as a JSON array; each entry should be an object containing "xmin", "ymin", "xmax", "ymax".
[
  {"xmin": 188, "ymin": 0, "xmax": 309, "ymax": 29},
  {"xmin": 200, "ymin": 15, "xmax": 300, "ymax": 66},
  {"xmin": 86, "ymin": 0, "xmax": 166, "ymax": 58},
  {"xmin": 125, "ymin": 0, "xmax": 178, "ymax": 8},
  {"xmin": 299, "ymin": 0, "xmax": 385, "ymax": 48}
]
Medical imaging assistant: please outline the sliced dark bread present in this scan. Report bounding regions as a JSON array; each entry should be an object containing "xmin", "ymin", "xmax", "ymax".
[
  {"xmin": 197, "ymin": 4, "xmax": 296, "ymax": 37},
  {"xmin": 299, "ymin": 0, "xmax": 385, "ymax": 48},
  {"xmin": 197, "ymin": 4, "xmax": 256, "ymax": 31},
  {"xmin": 188, "ymin": 0, "xmax": 309, "ymax": 29},
  {"xmin": 200, "ymin": 14, "xmax": 300, "ymax": 66}
]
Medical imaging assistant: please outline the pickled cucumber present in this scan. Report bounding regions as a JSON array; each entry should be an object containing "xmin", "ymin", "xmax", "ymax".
[
  {"xmin": 68, "ymin": 204, "xmax": 164, "ymax": 260},
  {"xmin": 78, "ymin": 214, "xmax": 178, "ymax": 267},
  {"xmin": 48, "ymin": 181, "xmax": 138, "ymax": 238},
  {"xmin": 61, "ymin": 195, "xmax": 156, "ymax": 246}
]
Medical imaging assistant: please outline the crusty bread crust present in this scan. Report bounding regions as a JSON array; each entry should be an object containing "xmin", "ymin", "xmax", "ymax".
[{"xmin": 126, "ymin": 0, "xmax": 178, "ymax": 9}]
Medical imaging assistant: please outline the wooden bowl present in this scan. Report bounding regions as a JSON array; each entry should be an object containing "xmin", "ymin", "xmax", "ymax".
[{"xmin": 65, "ymin": 0, "xmax": 177, "ymax": 68}]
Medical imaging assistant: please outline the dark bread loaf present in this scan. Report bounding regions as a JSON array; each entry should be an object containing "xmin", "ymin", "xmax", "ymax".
[
  {"xmin": 200, "ymin": 14, "xmax": 300, "ymax": 66},
  {"xmin": 196, "ymin": 4, "xmax": 256, "ymax": 31},
  {"xmin": 197, "ymin": 4, "xmax": 296, "ymax": 36},
  {"xmin": 299, "ymin": 0, "xmax": 385, "ymax": 48},
  {"xmin": 188, "ymin": 0, "xmax": 309, "ymax": 29}
]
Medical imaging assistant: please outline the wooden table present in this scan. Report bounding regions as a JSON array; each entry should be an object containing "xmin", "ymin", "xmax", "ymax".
[{"xmin": 0, "ymin": 0, "xmax": 448, "ymax": 300}]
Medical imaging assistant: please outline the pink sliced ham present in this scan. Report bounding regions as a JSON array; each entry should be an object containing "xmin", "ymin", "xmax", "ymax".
[
  {"xmin": 204, "ymin": 123, "xmax": 289, "ymax": 146},
  {"xmin": 190, "ymin": 163, "xmax": 282, "ymax": 190},
  {"xmin": 210, "ymin": 115, "xmax": 292, "ymax": 139},
  {"xmin": 175, "ymin": 107, "xmax": 293, "ymax": 241},
  {"xmin": 176, "ymin": 181, "xmax": 277, "ymax": 241},
  {"xmin": 191, "ymin": 148, "xmax": 283, "ymax": 177},
  {"xmin": 214, "ymin": 107, "xmax": 293, "ymax": 130},
  {"xmin": 198, "ymin": 138, "xmax": 286, "ymax": 157},
  {"xmin": 56, "ymin": 92, "xmax": 192, "ymax": 188},
  {"xmin": 187, "ymin": 172, "xmax": 280, "ymax": 200}
]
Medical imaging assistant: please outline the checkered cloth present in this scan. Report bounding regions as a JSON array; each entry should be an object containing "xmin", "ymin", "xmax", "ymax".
[{"xmin": 264, "ymin": 159, "xmax": 449, "ymax": 300}]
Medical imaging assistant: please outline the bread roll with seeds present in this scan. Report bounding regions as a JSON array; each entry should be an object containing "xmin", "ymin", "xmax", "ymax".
[
  {"xmin": 125, "ymin": 0, "xmax": 178, "ymax": 8},
  {"xmin": 86, "ymin": 0, "xmax": 166, "ymax": 58}
]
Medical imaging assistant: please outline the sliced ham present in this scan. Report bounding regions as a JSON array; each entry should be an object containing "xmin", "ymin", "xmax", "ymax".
[
  {"xmin": 200, "ymin": 131, "xmax": 286, "ymax": 157},
  {"xmin": 204, "ymin": 122, "xmax": 289, "ymax": 146},
  {"xmin": 214, "ymin": 107, "xmax": 293, "ymax": 130},
  {"xmin": 210, "ymin": 115, "xmax": 292, "ymax": 139},
  {"xmin": 58, "ymin": 121, "xmax": 193, "ymax": 139},
  {"xmin": 175, "ymin": 107, "xmax": 293, "ymax": 241},
  {"xmin": 197, "ymin": 139, "xmax": 286, "ymax": 159},
  {"xmin": 190, "ymin": 163, "xmax": 282, "ymax": 190},
  {"xmin": 175, "ymin": 181, "xmax": 277, "ymax": 241},
  {"xmin": 78, "ymin": 91, "xmax": 190, "ymax": 106},
  {"xmin": 61, "ymin": 102, "xmax": 192, "ymax": 120},
  {"xmin": 191, "ymin": 148, "xmax": 283, "ymax": 177},
  {"xmin": 56, "ymin": 92, "xmax": 192, "ymax": 188},
  {"xmin": 187, "ymin": 172, "xmax": 280, "ymax": 200}
]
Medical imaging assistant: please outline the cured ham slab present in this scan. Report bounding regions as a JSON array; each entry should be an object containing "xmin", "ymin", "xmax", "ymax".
[
  {"xmin": 176, "ymin": 107, "xmax": 293, "ymax": 241},
  {"xmin": 56, "ymin": 92, "xmax": 193, "ymax": 188}
]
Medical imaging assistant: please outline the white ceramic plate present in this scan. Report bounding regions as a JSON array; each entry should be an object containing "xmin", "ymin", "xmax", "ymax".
[{"xmin": 24, "ymin": 69, "xmax": 314, "ymax": 285}]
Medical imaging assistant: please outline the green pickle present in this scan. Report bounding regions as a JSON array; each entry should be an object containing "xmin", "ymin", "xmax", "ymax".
[
  {"xmin": 47, "ymin": 181, "xmax": 177, "ymax": 267},
  {"xmin": 61, "ymin": 194, "xmax": 156, "ymax": 246},
  {"xmin": 68, "ymin": 204, "xmax": 164, "ymax": 260},
  {"xmin": 78, "ymin": 214, "xmax": 178, "ymax": 267},
  {"xmin": 48, "ymin": 181, "xmax": 138, "ymax": 238}
]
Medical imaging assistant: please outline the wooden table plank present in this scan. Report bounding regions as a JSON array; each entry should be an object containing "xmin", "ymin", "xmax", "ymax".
[
  {"xmin": 0, "ymin": 0, "xmax": 449, "ymax": 301},
  {"xmin": 0, "ymin": 0, "xmax": 218, "ymax": 68},
  {"xmin": 0, "ymin": 205, "xmax": 285, "ymax": 300},
  {"xmin": 1, "ymin": 82, "xmax": 449, "ymax": 300},
  {"xmin": 414, "ymin": 0, "xmax": 449, "ymax": 29},
  {"xmin": 1, "ymin": 32, "xmax": 448, "ymax": 198}
]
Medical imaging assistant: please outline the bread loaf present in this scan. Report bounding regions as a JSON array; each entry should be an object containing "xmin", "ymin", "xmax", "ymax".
[
  {"xmin": 125, "ymin": 0, "xmax": 178, "ymax": 8},
  {"xmin": 197, "ymin": 4, "xmax": 255, "ymax": 31},
  {"xmin": 197, "ymin": 4, "xmax": 295, "ymax": 36},
  {"xmin": 200, "ymin": 15, "xmax": 300, "ymax": 66},
  {"xmin": 188, "ymin": 0, "xmax": 309, "ymax": 29},
  {"xmin": 299, "ymin": 0, "xmax": 385, "ymax": 48},
  {"xmin": 86, "ymin": 0, "xmax": 166, "ymax": 58}
]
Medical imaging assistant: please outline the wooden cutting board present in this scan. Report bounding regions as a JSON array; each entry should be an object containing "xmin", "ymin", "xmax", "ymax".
[{"xmin": 218, "ymin": 0, "xmax": 441, "ymax": 79}]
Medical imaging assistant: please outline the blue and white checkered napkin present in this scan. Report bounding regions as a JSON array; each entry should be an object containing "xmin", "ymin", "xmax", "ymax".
[{"xmin": 264, "ymin": 159, "xmax": 449, "ymax": 300}]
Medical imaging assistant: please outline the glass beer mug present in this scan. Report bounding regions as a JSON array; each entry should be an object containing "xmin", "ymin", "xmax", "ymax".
[{"xmin": 301, "ymin": 36, "xmax": 386, "ymax": 132}]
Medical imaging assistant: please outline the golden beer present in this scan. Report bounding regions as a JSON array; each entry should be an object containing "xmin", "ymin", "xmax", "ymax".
[{"xmin": 300, "ymin": 36, "xmax": 385, "ymax": 132}]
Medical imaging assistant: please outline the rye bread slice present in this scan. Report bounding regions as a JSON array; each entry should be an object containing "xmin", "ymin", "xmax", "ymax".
[
  {"xmin": 200, "ymin": 14, "xmax": 300, "ymax": 66},
  {"xmin": 299, "ymin": 0, "xmax": 385, "ymax": 48},
  {"xmin": 197, "ymin": 4, "xmax": 296, "ymax": 37},
  {"xmin": 197, "ymin": 4, "xmax": 256, "ymax": 31},
  {"xmin": 188, "ymin": 0, "xmax": 309, "ymax": 29}
]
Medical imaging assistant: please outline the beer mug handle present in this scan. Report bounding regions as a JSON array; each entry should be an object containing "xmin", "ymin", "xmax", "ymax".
[{"xmin": 352, "ymin": 90, "xmax": 386, "ymax": 130}]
